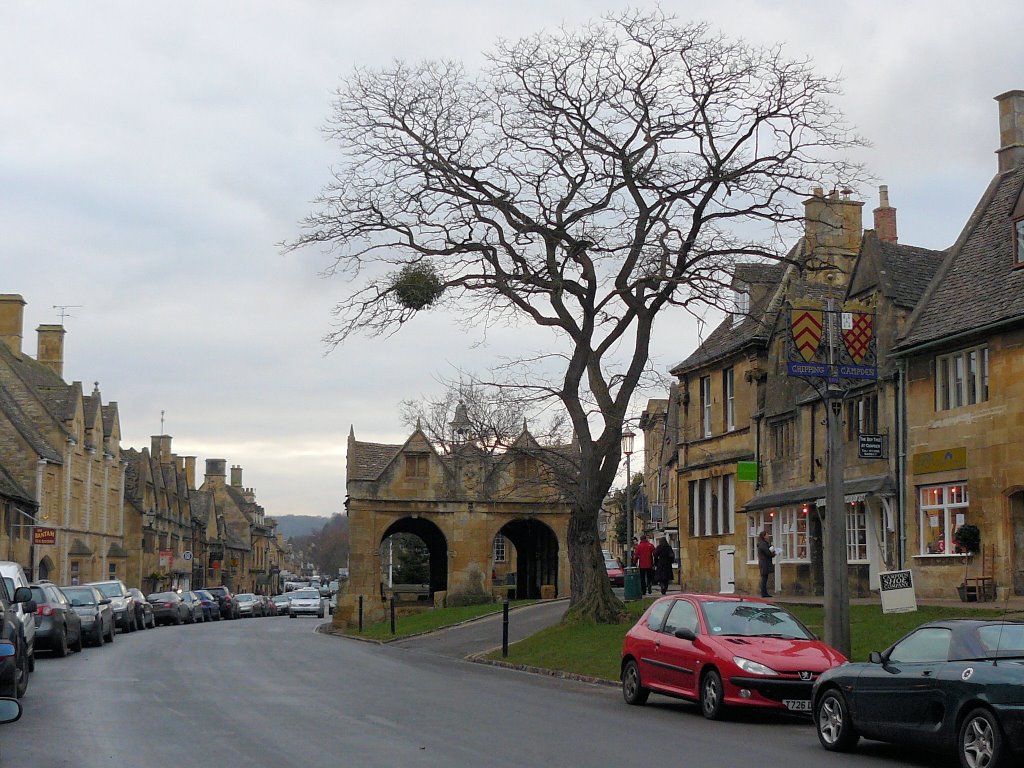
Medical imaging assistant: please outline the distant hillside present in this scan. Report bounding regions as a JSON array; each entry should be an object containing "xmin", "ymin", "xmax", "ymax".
[{"xmin": 272, "ymin": 514, "xmax": 332, "ymax": 540}]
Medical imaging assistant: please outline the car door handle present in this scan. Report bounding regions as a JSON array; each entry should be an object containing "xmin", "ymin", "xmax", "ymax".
[{"xmin": 922, "ymin": 670, "xmax": 933, "ymax": 676}]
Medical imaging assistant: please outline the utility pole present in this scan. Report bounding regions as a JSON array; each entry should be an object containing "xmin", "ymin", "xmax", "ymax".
[{"xmin": 823, "ymin": 383, "xmax": 851, "ymax": 657}]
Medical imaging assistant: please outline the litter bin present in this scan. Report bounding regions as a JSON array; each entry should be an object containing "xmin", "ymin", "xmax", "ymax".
[{"xmin": 623, "ymin": 567, "xmax": 642, "ymax": 600}]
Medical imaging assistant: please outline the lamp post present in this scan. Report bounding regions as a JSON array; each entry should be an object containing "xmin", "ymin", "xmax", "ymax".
[{"xmin": 622, "ymin": 427, "xmax": 635, "ymax": 568}]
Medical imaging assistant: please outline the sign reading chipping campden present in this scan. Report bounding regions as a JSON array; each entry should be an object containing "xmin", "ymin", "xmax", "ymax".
[
  {"xmin": 787, "ymin": 299, "xmax": 877, "ymax": 381},
  {"xmin": 859, "ymin": 434, "xmax": 885, "ymax": 459},
  {"xmin": 879, "ymin": 569, "xmax": 917, "ymax": 614}
]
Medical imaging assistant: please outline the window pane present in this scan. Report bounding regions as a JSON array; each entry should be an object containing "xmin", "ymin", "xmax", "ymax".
[
  {"xmin": 939, "ymin": 357, "xmax": 951, "ymax": 410},
  {"xmin": 954, "ymin": 354, "xmax": 964, "ymax": 407},
  {"xmin": 967, "ymin": 350, "xmax": 978, "ymax": 405},
  {"xmin": 982, "ymin": 348, "xmax": 989, "ymax": 402}
]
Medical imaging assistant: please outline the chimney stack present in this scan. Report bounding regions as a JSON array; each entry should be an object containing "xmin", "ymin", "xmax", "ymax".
[
  {"xmin": 873, "ymin": 185, "xmax": 898, "ymax": 244},
  {"xmin": 0, "ymin": 294, "xmax": 26, "ymax": 356},
  {"xmin": 205, "ymin": 459, "xmax": 227, "ymax": 488},
  {"xmin": 996, "ymin": 90, "xmax": 1024, "ymax": 173},
  {"xmin": 151, "ymin": 435, "xmax": 173, "ymax": 463},
  {"xmin": 182, "ymin": 457, "xmax": 196, "ymax": 489},
  {"xmin": 230, "ymin": 465, "xmax": 243, "ymax": 488},
  {"xmin": 36, "ymin": 324, "xmax": 66, "ymax": 377}
]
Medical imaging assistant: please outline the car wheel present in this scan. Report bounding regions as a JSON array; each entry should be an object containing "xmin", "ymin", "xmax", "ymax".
[
  {"xmin": 700, "ymin": 669, "xmax": 725, "ymax": 720},
  {"xmin": 53, "ymin": 625, "xmax": 69, "ymax": 658},
  {"xmin": 290, "ymin": 612, "xmax": 296, "ymax": 619},
  {"xmin": 93, "ymin": 622, "xmax": 104, "ymax": 646},
  {"xmin": 960, "ymin": 708, "xmax": 1007, "ymax": 768},
  {"xmin": 175, "ymin": 612, "xmax": 183, "ymax": 626},
  {"xmin": 0, "ymin": 642, "xmax": 23, "ymax": 698},
  {"xmin": 621, "ymin": 660, "xmax": 650, "ymax": 706},
  {"xmin": 13, "ymin": 644, "xmax": 28, "ymax": 698},
  {"xmin": 318, "ymin": 610, "xmax": 324, "ymax": 619},
  {"xmin": 71, "ymin": 625, "xmax": 83, "ymax": 652},
  {"xmin": 816, "ymin": 688, "xmax": 859, "ymax": 752},
  {"xmin": 27, "ymin": 648, "xmax": 34, "ymax": 673}
]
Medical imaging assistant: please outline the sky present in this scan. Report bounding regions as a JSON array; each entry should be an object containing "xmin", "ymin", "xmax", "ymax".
[{"xmin": 2, "ymin": 1, "xmax": 1022, "ymax": 518}]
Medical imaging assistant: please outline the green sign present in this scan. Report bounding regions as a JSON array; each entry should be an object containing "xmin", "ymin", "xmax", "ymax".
[{"xmin": 737, "ymin": 461, "xmax": 758, "ymax": 482}]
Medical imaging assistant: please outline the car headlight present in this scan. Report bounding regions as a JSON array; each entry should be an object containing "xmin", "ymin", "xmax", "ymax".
[{"xmin": 733, "ymin": 656, "xmax": 779, "ymax": 676}]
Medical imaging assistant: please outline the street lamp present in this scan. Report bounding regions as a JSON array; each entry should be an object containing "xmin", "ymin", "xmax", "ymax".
[{"xmin": 622, "ymin": 427, "xmax": 635, "ymax": 568}]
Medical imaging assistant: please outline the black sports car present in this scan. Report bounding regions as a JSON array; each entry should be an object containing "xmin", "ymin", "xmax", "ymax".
[{"xmin": 812, "ymin": 619, "xmax": 1024, "ymax": 768}]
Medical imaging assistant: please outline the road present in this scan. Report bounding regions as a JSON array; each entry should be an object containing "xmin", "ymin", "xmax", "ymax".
[{"xmin": 5, "ymin": 616, "xmax": 951, "ymax": 768}]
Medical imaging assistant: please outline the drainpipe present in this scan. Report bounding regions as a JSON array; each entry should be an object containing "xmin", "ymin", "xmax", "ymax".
[
  {"xmin": 754, "ymin": 414, "xmax": 763, "ymax": 490},
  {"xmin": 896, "ymin": 359, "xmax": 907, "ymax": 569}
]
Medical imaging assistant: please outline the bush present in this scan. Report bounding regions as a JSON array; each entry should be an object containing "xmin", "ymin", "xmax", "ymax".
[{"xmin": 954, "ymin": 524, "xmax": 981, "ymax": 555}]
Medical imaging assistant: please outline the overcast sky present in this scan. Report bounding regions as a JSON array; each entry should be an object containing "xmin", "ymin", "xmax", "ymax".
[{"xmin": 3, "ymin": 1, "xmax": 1021, "ymax": 518}]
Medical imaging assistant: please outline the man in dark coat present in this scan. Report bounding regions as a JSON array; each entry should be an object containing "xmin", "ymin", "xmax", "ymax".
[
  {"xmin": 756, "ymin": 528, "xmax": 775, "ymax": 597},
  {"xmin": 653, "ymin": 537, "xmax": 675, "ymax": 595}
]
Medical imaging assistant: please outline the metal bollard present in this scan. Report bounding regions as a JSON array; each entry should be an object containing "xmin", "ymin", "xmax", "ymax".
[
  {"xmin": 358, "ymin": 595, "xmax": 364, "ymax": 632},
  {"xmin": 502, "ymin": 598, "xmax": 509, "ymax": 658},
  {"xmin": 390, "ymin": 595, "xmax": 396, "ymax": 635}
]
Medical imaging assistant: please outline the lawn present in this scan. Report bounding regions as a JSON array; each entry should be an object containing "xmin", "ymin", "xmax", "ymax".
[
  {"xmin": 353, "ymin": 600, "xmax": 536, "ymax": 641},
  {"xmin": 485, "ymin": 600, "xmax": 1018, "ymax": 682}
]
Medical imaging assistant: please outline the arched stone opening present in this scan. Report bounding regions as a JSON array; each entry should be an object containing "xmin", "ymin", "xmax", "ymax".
[
  {"xmin": 380, "ymin": 517, "xmax": 448, "ymax": 597},
  {"xmin": 1010, "ymin": 490, "xmax": 1024, "ymax": 596},
  {"xmin": 498, "ymin": 518, "xmax": 559, "ymax": 599},
  {"xmin": 37, "ymin": 556, "xmax": 55, "ymax": 582}
]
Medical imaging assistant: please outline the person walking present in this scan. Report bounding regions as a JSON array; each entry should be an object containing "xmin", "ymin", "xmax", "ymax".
[
  {"xmin": 653, "ymin": 537, "xmax": 675, "ymax": 595},
  {"xmin": 633, "ymin": 534, "xmax": 656, "ymax": 595},
  {"xmin": 756, "ymin": 528, "xmax": 775, "ymax": 598}
]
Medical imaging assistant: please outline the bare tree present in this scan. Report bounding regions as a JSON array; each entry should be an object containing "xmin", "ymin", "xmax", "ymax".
[{"xmin": 290, "ymin": 10, "xmax": 862, "ymax": 622}]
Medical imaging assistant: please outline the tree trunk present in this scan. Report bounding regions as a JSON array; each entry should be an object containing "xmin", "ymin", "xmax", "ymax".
[{"xmin": 563, "ymin": 502, "xmax": 626, "ymax": 624}]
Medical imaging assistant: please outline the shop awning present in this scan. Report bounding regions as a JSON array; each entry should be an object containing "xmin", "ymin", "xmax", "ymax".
[{"xmin": 744, "ymin": 474, "xmax": 896, "ymax": 512}]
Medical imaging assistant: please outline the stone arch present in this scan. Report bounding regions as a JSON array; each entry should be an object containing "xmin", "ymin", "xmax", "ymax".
[
  {"xmin": 497, "ymin": 518, "xmax": 559, "ymax": 599},
  {"xmin": 37, "ymin": 555, "xmax": 56, "ymax": 582},
  {"xmin": 381, "ymin": 517, "xmax": 449, "ymax": 597}
]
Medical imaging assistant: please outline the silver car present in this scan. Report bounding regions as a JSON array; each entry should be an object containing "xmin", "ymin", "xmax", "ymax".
[{"xmin": 287, "ymin": 589, "xmax": 326, "ymax": 618}]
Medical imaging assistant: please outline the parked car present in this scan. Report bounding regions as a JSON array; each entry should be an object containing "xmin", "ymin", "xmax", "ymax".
[
  {"xmin": 194, "ymin": 590, "xmax": 220, "ymax": 622},
  {"xmin": 270, "ymin": 594, "xmax": 291, "ymax": 615},
  {"xmin": 0, "ymin": 579, "xmax": 36, "ymax": 698},
  {"xmin": 288, "ymin": 588, "xmax": 326, "ymax": 619},
  {"xmin": 0, "ymin": 642, "xmax": 21, "ymax": 725},
  {"xmin": 86, "ymin": 580, "xmax": 136, "ymax": 633},
  {"xmin": 0, "ymin": 562, "xmax": 36, "ymax": 672},
  {"xmin": 205, "ymin": 586, "xmax": 240, "ymax": 620},
  {"xmin": 179, "ymin": 591, "xmax": 205, "ymax": 623},
  {"xmin": 128, "ymin": 588, "xmax": 155, "ymax": 629},
  {"xmin": 621, "ymin": 594, "xmax": 846, "ymax": 720},
  {"xmin": 605, "ymin": 557, "xmax": 625, "ymax": 588},
  {"xmin": 147, "ymin": 592, "xmax": 188, "ymax": 626},
  {"xmin": 235, "ymin": 593, "xmax": 262, "ymax": 618},
  {"xmin": 61, "ymin": 585, "xmax": 115, "ymax": 647},
  {"xmin": 29, "ymin": 582, "xmax": 83, "ymax": 656},
  {"xmin": 814, "ymin": 618, "xmax": 1024, "ymax": 768}
]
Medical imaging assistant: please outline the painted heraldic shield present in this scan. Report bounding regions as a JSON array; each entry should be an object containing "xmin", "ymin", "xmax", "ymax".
[
  {"xmin": 790, "ymin": 300, "xmax": 824, "ymax": 362},
  {"xmin": 842, "ymin": 302, "xmax": 873, "ymax": 365}
]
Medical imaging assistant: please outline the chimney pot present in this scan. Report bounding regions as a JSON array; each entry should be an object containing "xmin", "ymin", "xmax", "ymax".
[
  {"xmin": 230, "ymin": 465, "xmax": 243, "ymax": 488},
  {"xmin": 873, "ymin": 185, "xmax": 898, "ymax": 244}
]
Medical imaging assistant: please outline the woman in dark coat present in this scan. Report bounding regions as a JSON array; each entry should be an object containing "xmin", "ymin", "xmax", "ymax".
[{"xmin": 653, "ymin": 537, "xmax": 675, "ymax": 595}]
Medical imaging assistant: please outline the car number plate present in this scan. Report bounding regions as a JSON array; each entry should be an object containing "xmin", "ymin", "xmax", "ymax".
[{"xmin": 783, "ymin": 699, "xmax": 811, "ymax": 712}]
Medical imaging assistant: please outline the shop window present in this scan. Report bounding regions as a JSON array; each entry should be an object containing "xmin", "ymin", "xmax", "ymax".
[
  {"xmin": 778, "ymin": 507, "xmax": 810, "ymax": 562},
  {"xmin": 919, "ymin": 483, "xmax": 970, "ymax": 555},
  {"xmin": 747, "ymin": 510, "xmax": 773, "ymax": 563}
]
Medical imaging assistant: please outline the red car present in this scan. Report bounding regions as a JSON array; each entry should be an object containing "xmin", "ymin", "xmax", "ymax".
[
  {"xmin": 621, "ymin": 594, "xmax": 846, "ymax": 719},
  {"xmin": 605, "ymin": 558, "xmax": 624, "ymax": 588}
]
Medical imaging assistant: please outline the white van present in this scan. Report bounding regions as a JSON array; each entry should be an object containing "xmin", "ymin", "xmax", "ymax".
[{"xmin": 0, "ymin": 562, "xmax": 35, "ymax": 672}]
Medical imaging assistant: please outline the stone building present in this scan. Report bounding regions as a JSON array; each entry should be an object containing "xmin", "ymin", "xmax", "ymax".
[
  {"xmin": 892, "ymin": 90, "xmax": 1024, "ymax": 599},
  {"xmin": 0, "ymin": 295, "xmax": 126, "ymax": 583},
  {"xmin": 338, "ymin": 421, "xmax": 572, "ymax": 627}
]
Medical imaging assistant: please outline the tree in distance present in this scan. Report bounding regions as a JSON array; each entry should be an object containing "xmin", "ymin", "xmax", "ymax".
[{"xmin": 289, "ymin": 10, "xmax": 862, "ymax": 622}]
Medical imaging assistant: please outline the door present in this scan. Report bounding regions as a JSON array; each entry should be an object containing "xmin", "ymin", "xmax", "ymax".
[
  {"xmin": 1012, "ymin": 492, "xmax": 1024, "ymax": 595},
  {"xmin": 656, "ymin": 598, "xmax": 702, "ymax": 697},
  {"xmin": 718, "ymin": 545, "xmax": 736, "ymax": 594}
]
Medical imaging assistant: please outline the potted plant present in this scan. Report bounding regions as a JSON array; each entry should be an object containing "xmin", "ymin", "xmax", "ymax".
[{"xmin": 954, "ymin": 524, "xmax": 981, "ymax": 601}]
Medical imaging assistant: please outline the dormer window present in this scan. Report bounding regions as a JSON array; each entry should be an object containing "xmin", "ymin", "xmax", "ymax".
[
  {"xmin": 732, "ymin": 282, "xmax": 750, "ymax": 327},
  {"xmin": 1015, "ymin": 217, "xmax": 1024, "ymax": 267}
]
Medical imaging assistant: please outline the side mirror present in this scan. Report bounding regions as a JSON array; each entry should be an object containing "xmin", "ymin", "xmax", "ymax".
[
  {"xmin": 100, "ymin": 598, "xmax": 112, "ymax": 605},
  {"xmin": 869, "ymin": 651, "xmax": 884, "ymax": 664},
  {"xmin": 0, "ymin": 697, "xmax": 21, "ymax": 725},
  {"xmin": 11, "ymin": 586, "xmax": 32, "ymax": 604},
  {"xmin": 22, "ymin": 600, "xmax": 37, "ymax": 614},
  {"xmin": 0, "ymin": 641, "xmax": 15, "ymax": 659},
  {"xmin": 674, "ymin": 627, "xmax": 698, "ymax": 642}
]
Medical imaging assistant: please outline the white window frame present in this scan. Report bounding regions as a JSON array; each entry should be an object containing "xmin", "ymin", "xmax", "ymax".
[
  {"xmin": 747, "ymin": 511, "xmax": 772, "ymax": 564},
  {"xmin": 732, "ymin": 284, "xmax": 750, "ymax": 327},
  {"xmin": 777, "ymin": 507, "xmax": 811, "ymax": 563},
  {"xmin": 936, "ymin": 346, "xmax": 988, "ymax": 411},
  {"xmin": 918, "ymin": 482, "xmax": 969, "ymax": 556},
  {"xmin": 493, "ymin": 534, "xmax": 506, "ymax": 563},
  {"xmin": 690, "ymin": 475, "xmax": 735, "ymax": 538},
  {"xmin": 700, "ymin": 376, "xmax": 712, "ymax": 437},
  {"xmin": 846, "ymin": 501, "xmax": 868, "ymax": 563},
  {"xmin": 723, "ymin": 368, "xmax": 735, "ymax": 431},
  {"xmin": 1015, "ymin": 217, "xmax": 1024, "ymax": 267}
]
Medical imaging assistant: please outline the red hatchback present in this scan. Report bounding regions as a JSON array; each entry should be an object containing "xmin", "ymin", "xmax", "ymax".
[{"xmin": 621, "ymin": 594, "xmax": 846, "ymax": 719}]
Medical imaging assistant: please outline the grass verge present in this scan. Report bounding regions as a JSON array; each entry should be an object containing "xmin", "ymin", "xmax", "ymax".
[
  {"xmin": 354, "ymin": 600, "xmax": 536, "ymax": 641},
  {"xmin": 484, "ymin": 601, "xmax": 1017, "ymax": 682}
]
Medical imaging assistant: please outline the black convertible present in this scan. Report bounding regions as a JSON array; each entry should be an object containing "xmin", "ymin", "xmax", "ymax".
[{"xmin": 813, "ymin": 619, "xmax": 1024, "ymax": 768}]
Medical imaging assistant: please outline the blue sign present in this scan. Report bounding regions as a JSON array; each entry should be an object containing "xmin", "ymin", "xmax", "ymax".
[{"xmin": 787, "ymin": 361, "xmax": 829, "ymax": 377}]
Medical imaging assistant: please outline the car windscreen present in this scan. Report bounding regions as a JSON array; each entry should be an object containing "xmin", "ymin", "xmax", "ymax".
[
  {"xmin": 700, "ymin": 601, "xmax": 814, "ymax": 640},
  {"xmin": 236, "ymin": 594, "xmax": 255, "ymax": 601},
  {"xmin": 148, "ymin": 592, "xmax": 178, "ymax": 602},
  {"xmin": 63, "ymin": 588, "xmax": 96, "ymax": 605},
  {"xmin": 195, "ymin": 591, "xmax": 213, "ymax": 600},
  {"xmin": 93, "ymin": 583, "xmax": 122, "ymax": 598},
  {"xmin": 30, "ymin": 586, "xmax": 47, "ymax": 603},
  {"xmin": 291, "ymin": 590, "xmax": 319, "ymax": 599},
  {"xmin": 271, "ymin": 595, "xmax": 289, "ymax": 602}
]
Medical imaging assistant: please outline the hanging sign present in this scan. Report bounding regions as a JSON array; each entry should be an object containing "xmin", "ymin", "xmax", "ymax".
[{"xmin": 33, "ymin": 527, "xmax": 57, "ymax": 546}]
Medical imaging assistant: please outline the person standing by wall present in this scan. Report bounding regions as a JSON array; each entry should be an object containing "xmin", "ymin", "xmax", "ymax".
[
  {"xmin": 756, "ymin": 529, "xmax": 775, "ymax": 598},
  {"xmin": 653, "ymin": 537, "xmax": 675, "ymax": 595},
  {"xmin": 633, "ymin": 534, "xmax": 656, "ymax": 595}
]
